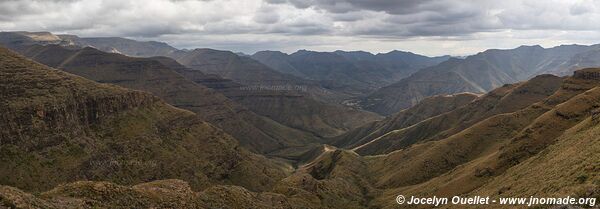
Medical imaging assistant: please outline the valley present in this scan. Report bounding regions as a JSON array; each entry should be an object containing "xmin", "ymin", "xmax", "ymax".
[{"xmin": 0, "ymin": 30, "xmax": 598, "ymax": 209}]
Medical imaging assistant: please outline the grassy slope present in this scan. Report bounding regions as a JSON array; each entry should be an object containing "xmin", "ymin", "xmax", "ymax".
[
  {"xmin": 370, "ymin": 70, "xmax": 600, "ymax": 208},
  {"xmin": 1, "ymin": 42, "xmax": 598, "ymax": 209},
  {"xmin": 354, "ymin": 75, "xmax": 564, "ymax": 155},
  {"xmin": 0, "ymin": 46, "xmax": 289, "ymax": 193},
  {"xmin": 275, "ymin": 70, "xmax": 599, "ymax": 209},
  {"xmin": 17, "ymin": 44, "xmax": 319, "ymax": 154},
  {"xmin": 330, "ymin": 93, "xmax": 478, "ymax": 148}
]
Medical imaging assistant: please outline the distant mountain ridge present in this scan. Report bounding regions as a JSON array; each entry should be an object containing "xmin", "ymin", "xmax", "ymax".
[
  {"xmin": 251, "ymin": 49, "xmax": 449, "ymax": 96},
  {"xmin": 58, "ymin": 35, "xmax": 179, "ymax": 57},
  {"xmin": 0, "ymin": 32, "xmax": 382, "ymax": 143},
  {"xmin": 359, "ymin": 44, "xmax": 600, "ymax": 115},
  {"xmin": 169, "ymin": 48, "xmax": 383, "ymax": 137},
  {"xmin": 0, "ymin": 32, "xmax": 448, "ymax": 101}
]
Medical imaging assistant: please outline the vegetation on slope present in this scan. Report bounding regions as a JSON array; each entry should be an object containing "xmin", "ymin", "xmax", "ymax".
[
  {"xmin": 14, "ymin": 44, "xmax": 320, "ymax": 154},
  {"xmin": 0, "ymin": 47, "xmax": 288, "ymax": 193}
]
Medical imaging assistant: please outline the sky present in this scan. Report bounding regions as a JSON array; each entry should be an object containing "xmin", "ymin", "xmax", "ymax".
[{"xmin": 1, "ymin": 0, "xmax": 600, "ymax": 56}]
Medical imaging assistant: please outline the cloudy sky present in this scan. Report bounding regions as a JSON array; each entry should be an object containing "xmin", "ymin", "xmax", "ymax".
[{"xmin": 1, "ymin": 0, "xmax": 600, "ymax": 56}]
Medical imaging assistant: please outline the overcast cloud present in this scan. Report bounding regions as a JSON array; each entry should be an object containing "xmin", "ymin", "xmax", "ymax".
[{"xmin": 1, "ymin": 0, "xmax": 600, "ymax": 56}]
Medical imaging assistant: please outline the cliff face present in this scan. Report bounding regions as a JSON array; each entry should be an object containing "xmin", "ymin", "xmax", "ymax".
[
  {"xmin": 1, "ymin": 90, "xmax": 155, "ymax": 144},
  {"xmin": 573, "ymin": 68, "xmax": 600, "ymax": 80},
  {"xmin": 0, "ymin": 46, "xmax": 288, "ymax": 193},
  {"xmin": 0, "ymin": 46, "xmax": 157, "ymax": 144}
]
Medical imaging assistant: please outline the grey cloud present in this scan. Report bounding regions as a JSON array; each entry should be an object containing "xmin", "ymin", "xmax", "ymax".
[
  {"xmin": 266, "ymin": 21, "xmax": 333, "ymax": 35},
  {"xmin": 264, "ymin": 0, "xmax": 289, "ymax": 4},
  {"xmin": 254, "ymin": 13, "xmax": 280, "ymax": 24},
  {"xmin": 328, "ymin": 12, "xmax": 370, "ymax": 22},
  {"xmin": 265, "ymin": 0, "xmax": 500, "ymax": 38},
  {"xmin": 0, "ymin": 0, "xmax": 44, "ymax": 18},
  {"xmin": 1, "ymin": 0, "xmax": 600, "ymax": 56},
  {"xmin": 271, "ymin": 0, "xmax": 437, "ymax": 14},
  {"xmin": 253, "ymin": 5, "xmax": 281, "ymax": 24}
]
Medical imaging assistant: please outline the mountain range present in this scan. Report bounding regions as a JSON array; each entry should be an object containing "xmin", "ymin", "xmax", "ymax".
[
  {"xmin": 49, "ymin": 32, "xmax": 600, "ymax": 118},
  {"xmin": 0, "ymin": 31, "xmax": 598, "ymax": 208},
  {"xmin": 0, "ymin": 31, "xmax": 381, "ymax": 141},
  {"xmin": 359, "ymin": 44, "xmax": 600, "ymax": 115},
  {"xmin": 0, "ymin": 46, "xmax": 288, "ymax": 194},
  {"xmin": 251, "ymin": 50, "xmax": 449, "ymax": 96}
]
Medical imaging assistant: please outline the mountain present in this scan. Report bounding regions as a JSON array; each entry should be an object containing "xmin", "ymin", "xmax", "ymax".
[
  {"xmin": 368, "ymin": 68, "xmax": 600, "ymax": 208},
  {"xmin": 353, "ymin": 74, "xmax": 563, "ymax": 155},
  {"xmin": 367, "ymin": 50, "xmax": 451, "ymax": 74},
  {"xmin": 171, "ymin": 48, "xmax": 383, "ymax": 137},
  {"xmin": 0, "ymin": 32, "xmax": 177, "ymax": 58},
  {"xmin": 10, "ymin": 44, "xmax": 320, "ymax": 156},
  {"xmin": 360, "ymin": 44, "xmax": 600, "ymax": 115},
  {"xmin": 1, "ymin": 31, "xmax": 382, "ymax": 146},
  {"xmin": 334, "ymin": 50, "xmax": 451, "ymax": 80},
  {"xmin": 58, "ymin": 35, "xmax": 178, "ymax": 57},
  {"xmin": 251, "ymin": 49, "xmax": 449, "ymax": 96},
  {"xmin": 174, "ymin": 48, "xmax": 308, "ymax": 86},
  {"xmin": 228, "ymin": 90, "xmax": 383, "ymax": 137},
  {"xmin": 550, "ymin": 48, "xmax": 600, "ymax": 75},
  {"xmin": 0, "ymin": 31, "xmax": 70, "ymax": 49},
  {"xmin": 329, "ymin": 93, "xmax": 478, "ymax": 148},
  {"xmin": 2, "ymin": 63, "xmax": 599, "ymax": 208},
  {"xmin": 170, "ymin": 48, "xmax": 357, "ymax": 104},
  {"xmin": 10, "ymin": 32, "xmax": 445, "ymax": 99},
  {"xmin": 8, "ymin": 32, "xmax": 350, "ymax": 102},
  {"xmin": 0, "ymin": 46, "xmax": 289, "ymax": 194},
  {"xmin": 250, "ymin": 50, "xmax": 308, "ymax": 78},
  {"xmin": 1, "ymin": 30, "xmax": 598, "ymax": 208},
  {"xmin": 277, "ymin": 69, "xmax": 599, "ymax": 209}
]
